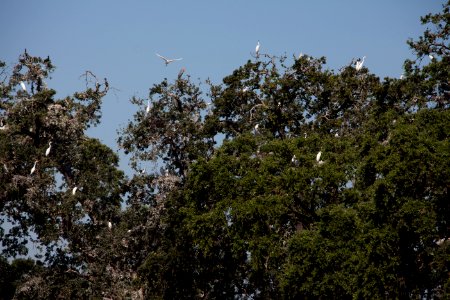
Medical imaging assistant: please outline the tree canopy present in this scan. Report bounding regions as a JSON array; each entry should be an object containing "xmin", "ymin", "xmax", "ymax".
[{"xmin": 1, "ymin": 2, "xmax": 449, "ymax": 299}]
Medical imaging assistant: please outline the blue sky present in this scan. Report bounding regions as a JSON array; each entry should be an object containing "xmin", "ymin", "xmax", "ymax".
[{"xmin": 0, "ymin": 1, "xmax": 444, "ymax": 175}]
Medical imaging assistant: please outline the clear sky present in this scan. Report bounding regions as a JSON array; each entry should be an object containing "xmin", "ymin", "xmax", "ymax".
[{"xmin": 0, "ymin": 0, "xmax": 444, "ymax": 175}]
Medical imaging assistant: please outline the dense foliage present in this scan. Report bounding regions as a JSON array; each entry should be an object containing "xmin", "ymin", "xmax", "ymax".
[{"xmin": 1, "ymin": 2, "xmax": 449, "ymax": 299}]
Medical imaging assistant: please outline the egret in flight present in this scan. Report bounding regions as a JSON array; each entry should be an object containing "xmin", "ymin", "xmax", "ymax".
[
  {"xmin": 355, "ymin": 56, "xmax": 366, "ymax": 71},
  {"xmin": 45, "ymin": 142, "xmax": 52, "ymax": 156},
  {"xmin": 156, "ymin": 53, "xmax": 183, "ymax": 66},
  {"xmin": 30, "ymin": 160, "xmax": 38, "ymax": 175},
  {"xmin": 20, "ymin": 81, "xmax": 27, "ymax": 92},
  {"xmin": 255, "ymin": 41, "xmax": 260, "ymax": 57}
]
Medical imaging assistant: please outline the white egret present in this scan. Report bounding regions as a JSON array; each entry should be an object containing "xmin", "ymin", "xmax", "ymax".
[
  {"xmin": 45, "ymin": 141, "xmax": 52, "ymax": 156},
  {"xmin": 0, "ymin": 120, "xmax": 6, "ymax": 130},
  {"xmin": 20, "ymin": 81, "xmax": 27, "ymax": 92},
  {"xmin": 429, "ymin": 54, "xmax": 434, "ymax": 60},
  {"xmin": 146, "ymin": 99, "xmax": 151, "ymax": 115},
  {"xmin": 72, "ymin": 186, "xmax": 78, "ymax": 195},
  {"xmin": 30, "ymin": 160, "xmax": 38, "ymax": 175},
  {"xmin": 108, "ymin": 221, "xmax": 112, "ymax": 230},
  {"xmin": 254, "ymin": 124, "xmax": 260, "ymax": 134},
  {"xmin": 334, "ymin": 132, "xmax": 339, "ymax": 138},
  {"xmin": 316, "ymin": 151, "xmax": 322, "ymax": 162},
  {"xmin": 255, "ymin": 41, "xmax": 260, "ymax": 57},
  {"xmin": 355, "ymin": 56, "xmax": 366, "ymax": 71},
  {"xmin": 436, "ymin": 238, "xmax": 448, "ymax": 246},
  {"xmin": 156, "ymin": 53, "xmax": 183, "ymax": 66}
]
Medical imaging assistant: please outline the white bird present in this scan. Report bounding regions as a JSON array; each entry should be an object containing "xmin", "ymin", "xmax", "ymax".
[
  {"xmin": 146, "ymin": 99, "xmax": 151, "ymax": 114},
  {"xmin": 72, "ymin": 186, "xmax": 78, "ymax": 195},
  {"xmin": 156, "ymin": 53, "xmax": 183, "ymax": 66},
  {"xmin": 255, "ymin": 41, "xmax": 260, "ymax": 57},
  {"xmin": 254, "ymin": 124, "xmax": 260, "ymax": 134},
  {"xmin": 316, "ymin": 151, "xmax": 322, "ymax": 162},
  {"xmin": 108, "ymin": 221, "xmax": 112, "ymax": 230},
  {"xmin": 45, "ymin": 141, "xmax": 52, "ymax": 156},
  {"xmin": 355, "ymin": 56, "xmax": 366, "ymax": 71},
  {"xmin": 30, "ymin": 160, "xmax": 38, "ymax": 175},
  {"xmin": 20, "ymin": 81, "xmax": 27, "ymax": 92},
  {"xmin": 436, "ymin": 237, "xmax": 448, "ymax": 246},
  {"xmin": 0, "ymin": 120, "xmax": 6, "ymax": 130},
  {"xmin": 291, "ymin": 155, "xmax": 299, "ymax": 166},
  {"xmin": 334, "ymin": 132, "xmax": 339, "ymax": 138},
  {"xmin": 429, "ymin": 54, "xmax": 434, "ymax": 60}
]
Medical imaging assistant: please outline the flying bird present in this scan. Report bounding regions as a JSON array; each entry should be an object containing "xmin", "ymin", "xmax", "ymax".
[
  {"xmin": 156, "ymin": 53, "xmax": 183, "ymax": 66},
  {"xmin": 20, "ymin": 81, "xmax": 27, "ymax": 92},
  {"xmin": 30, "ymin": 160, "xmax": 38, "ymax": 175},
  {"xmin": 355, "ymin": 56, "xmax": 366, "ymax": 71},
  {"xmin": 45, "ymin": 142, "xmax": 52, "ymax": 156},
  {"xmin": 255, "ymin": 41, "xmax": 260, "ymax": 57}
]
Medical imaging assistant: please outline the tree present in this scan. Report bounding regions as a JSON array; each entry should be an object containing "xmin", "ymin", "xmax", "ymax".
[
  {"xmin": 119, "ymin": 2, "xmax": 449, "ymax": 299},
  {"xmin": 0, "ymin": 53, "xmax": 127, "ymax": 298},
  {"xmin": 1, "ymin": 2, "xmax": 449, "ymax": 299}
]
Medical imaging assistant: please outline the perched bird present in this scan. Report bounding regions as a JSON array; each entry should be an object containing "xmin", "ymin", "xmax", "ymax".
[
  {"xmin": 108, "ymin": 221, "xmax": 112, "ymax": 230},
  {"xmin": 355, "ymin": 56, "xmax": 366, "ymax": 71},
  {"xmin": 30, "ymin": 160, "xmax": 38, "ymax": 175},
  {"xmin": 316, "ymin": 151, "xmax": 322, "ymax": 162},
  {"xmin": 254, "ymin": 124, "xmax": 260, "ymax": 134},
  {"xmin": 146, "ymin": 99, "xmax": 151, "ymax": 115},
  {"xmin": 20, "ymin": 81, "xmax": 27, "ymax": 92},
  {"xmin": 291, "ymin": 155, "xmax": 299, "ymax": 166},
  {"xmin": 156, "ymin": 53, "xmax": 183, "ymax": 66},
  {"xmin": 334, "ymin": 132, "xmax": 339, "ymax": 138},
  {"xmin": 255, "ymin": 41, "xmax": 260, "ymax": 57},
  {"xmin": 45, "ymin": 142, "xmax": 52, "ymax": 156},
  {"xmin": 0, "ymin": 120, "xmax": 7, "ymax": 130},
  {"xmin": 72, "ymin": 186, "xmax": 78, "ymax": 195},
  {"xmin": 429, "ymin": 54, "xmax": 434, "ymax": 60}
]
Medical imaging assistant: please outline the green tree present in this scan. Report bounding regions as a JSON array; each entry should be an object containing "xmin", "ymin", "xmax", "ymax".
[{"xmin": 0, "ymin": 53, "xmax": 126, "ymax": 298}]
